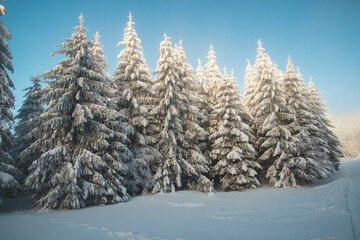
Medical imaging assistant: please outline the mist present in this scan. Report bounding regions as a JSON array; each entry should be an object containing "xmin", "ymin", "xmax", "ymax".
[{"xmin": 329, "ymin": 112, "xmax": 360, "ymax": 158}]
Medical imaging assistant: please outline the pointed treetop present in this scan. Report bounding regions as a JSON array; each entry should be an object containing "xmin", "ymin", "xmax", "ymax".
[
  {"xmin": 94, "ymin": 31, "xmax": 100, "ymax": 43},
  {"xmin": 231, "ymin": 69, "xmax": 234, "ymax": 78},
  {"xmin": 127, "ymin": 11, "xmax": 134, "ymax": 27},
  {"xmin": 309, "ymin": 75, "xmax": 313, "ymax": 83},
  {"xmin": 79, "ymin": 13, "xmax": 84, "ymax": 27},
  {"xmin": 207, "ymin": 45, "xmax": 216, "ymax": 61},
  {"xmin": 223, "ymin": 66, "xmax": 228, "ymax": 75},
  {"xmin": 246, "ymin": 58, "xmax": 250, "ymax": 66},
  {"xmin": 179, "ymin": 39, "xmax": 183, "ymax": 47},
  {"xmin": 164, "ymin": 33, "xmax": 168, "ymax": 39},
  {"xmin": 296, "ymin": 66, "xmax": 302, "ymax": 79},
  {"xmin": 286, "ymin": 56, "xmax": 295, "ymax": 74},
  {"xmin": 257, "ymin": 38, "xmax": 265, "ymax": 54},
  {"xmin": 198, "ymin": 58, "xmax": 202, "ymax": 66}
]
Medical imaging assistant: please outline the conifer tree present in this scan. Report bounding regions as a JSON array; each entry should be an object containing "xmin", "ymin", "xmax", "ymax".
[
  {"xmin": 210, "ymin": 68, "xmax": 260, "ymax": 190},
  {"xmin": 174, "ymin": 40, "xmax": 210, "ymax": 192},
  {"xmin": 307, "ymin": 77, "xmax": 342, "ymax": 169},
  {"xmin": 151, "ymin": 35, "xmax": 210, "ymax": 193},
  {"xmin": 112, "ymin": 13, "xmax": 158, "ymax": 195},
  {"xmin": 252, "ymin": 40, "xmax": 299, "ymax": 187},
  {"xmin": 0, "ymin": 4, "xmax": 20, "ymax": 204},
  {"xmin": 150, "ymin": 34, "xmax": 187, "ymax": 193},
  {"xmin": 23, "ymin": 14, "xmax": 131, "ymax": 209},
  {"xmin": 283, "ymin": 58, "xmax": 333, "ymax": 182},
  {"xmin": 15, "ymin": 76, "xmax": 44, "ymax": 175}
]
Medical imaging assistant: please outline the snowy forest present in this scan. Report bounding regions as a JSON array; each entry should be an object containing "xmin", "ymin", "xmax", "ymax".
[{"xmin": 0, "ymin": 10, "xmax": 343, "ymax": 209}]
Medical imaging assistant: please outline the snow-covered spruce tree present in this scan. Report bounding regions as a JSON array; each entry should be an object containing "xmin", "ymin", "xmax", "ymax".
[
  {"xmin": 174, "ymin": 40, "xmax": 210, "ymax": 192},
  {"xmin": 209, "ymin": 68, "xmax": 260, "ymax": 190},
  {"xmin": 252, "ymin": 40, "xmax": 299, "ymax": 187},
  {"xmin": 112, "ymin": 13, "xmax": 159, "ymax": 195},
  {"xmin": 23, "ymin": 14, "xmax": 131, "ymax": 209},
  {"xmin": 243, "ymin": 59, "xmax": 256, "ymax": 113},
  {"xmin": 151, "ymin": 34, "xmax": 208, "ymax": 193},
  {"xmin": 150, "ymin": 34, "xmax": 185, "ymax": 193},
  {"xmin": 0, "ymin": 5, "xmax": 21, "ymax": 204},
  {"xmin": 15, "ymin": 76, "xmax": 44, "ymax": 175},
  {"xmin": 307, "ymin": 76, "xmax": 342, "ymax": 169},
  {"xmin": 282, "ymin": 58, "xmax": 333, "ymax": 183}
]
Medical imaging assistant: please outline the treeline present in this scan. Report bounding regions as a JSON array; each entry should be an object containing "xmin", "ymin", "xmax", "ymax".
[{"xmin": 0, "ymin": 12, "xmax": 342, "ymax": 209}]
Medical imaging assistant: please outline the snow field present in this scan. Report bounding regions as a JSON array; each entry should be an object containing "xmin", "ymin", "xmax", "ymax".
[{"xmin": 1, "ymin": 158, "xmax": 359, "ymax": 240}]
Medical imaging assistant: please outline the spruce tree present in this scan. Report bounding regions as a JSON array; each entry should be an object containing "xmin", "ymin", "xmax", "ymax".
[
  {"xmin": 112, "ymin": 13, "xmax": 158, "ymax": 195},
  {"xmin": 150, "ymin": 34, "xmax": 186, "ymax": 193},
  {"xmin": 151, "ymin": 34, "xmax": 210, "ymax": 193},
  {"xmin": 23, "ymin": 14, "xmax": 131, "ymax": 209},
  {"xmin": 307, "ymin": 77, "xmax": 342, "ymax": 169},
  {"xmin": 283, "ymin": 58, "xmax": 333, "ymax": 182},
  {"xmin": 15, "ymin": 76, "xmax": 44, "ymax": 175},
  {"xmin": 0, "ymin": 4, "xmax": 20, "ymax": 204},
  {"xmin": 252, "ymin": 40, "xmax": 299, "ymax": 187},
  {"xmin": 210, "ymin": 68, "xmax": 260, "ymax": 190},
  {"xmin": 174, "ymin": 40, "xmax": 210, "ymax": 192}
]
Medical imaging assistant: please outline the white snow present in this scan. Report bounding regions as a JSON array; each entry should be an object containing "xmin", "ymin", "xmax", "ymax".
[{"xmin": 1, "ymin": 159, "xmax": 359, "ymax": 240}]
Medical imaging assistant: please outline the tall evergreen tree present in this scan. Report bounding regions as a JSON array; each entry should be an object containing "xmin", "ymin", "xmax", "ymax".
[
  {"xmin": 112, "ymin": 13, "xmax": 159, "ymax": 195},
  {"xmin": 151, "ymin": 34, "xmax": 186, "ymax": 193},
  {"xmin": 151, "ymin": 34, "xmax": 210, "ymax": 193},
  {"xmin": 283, "ymin": 58, "xmax": 333, "ymax": 182},
  {"xmin": 23, "ymin": 14, "xmax": 131, "ymax": 209},
  {"xmin": 251, "ymin": 40, "xmax": 299, "ymax": 187},
  {"xmin": 174, "ymin": 40, "xmax": 210, "ymax": 192},
  {"xmin": 15, "ymin": 76, "xmax": 44, "ymax": 175},
  {"xmin": 0, "ymin": 4, "xmax": 20, "ymax": 204},
  {"xmin": 210, "ymin": 68, "xmax": 260, "ymax": 190},
  {"xmin": 307, "ymin": 77, "xmax": 342, "ymax": 169}
]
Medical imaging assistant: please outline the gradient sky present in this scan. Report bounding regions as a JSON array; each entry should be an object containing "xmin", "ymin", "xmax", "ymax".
[{"xmin": 3, "ymin": 0, "xmax": 360, "ymax": 114}]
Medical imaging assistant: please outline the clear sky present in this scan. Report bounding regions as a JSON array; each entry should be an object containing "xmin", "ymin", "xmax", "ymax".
[{"xmin": 3, "ymin": 0, "xmax": 360, "ymax": 114}]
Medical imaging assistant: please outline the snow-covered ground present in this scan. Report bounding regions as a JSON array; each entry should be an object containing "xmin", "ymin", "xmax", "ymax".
[{"xmin": 1, "ymin": 159, "xmax": 359, "ymax": 240}]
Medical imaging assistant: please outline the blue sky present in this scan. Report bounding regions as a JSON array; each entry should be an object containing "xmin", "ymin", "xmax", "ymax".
[{"xmin": 3, "ymin": 0, "xmax": 360, "ymax": 114}]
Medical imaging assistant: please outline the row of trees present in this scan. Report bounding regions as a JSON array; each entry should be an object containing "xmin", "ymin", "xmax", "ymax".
[{"xmin": 0, "ymin": 11, "xmax": 342, "ymax": 209}]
